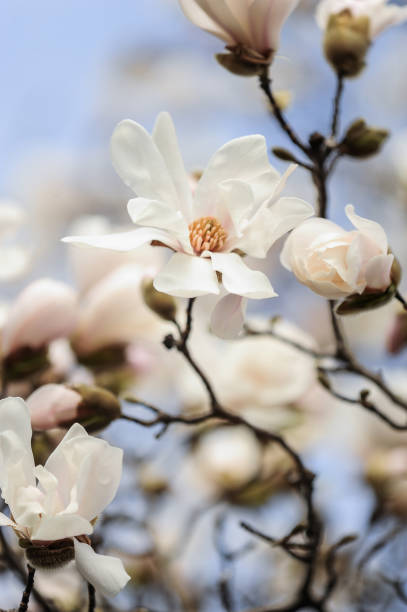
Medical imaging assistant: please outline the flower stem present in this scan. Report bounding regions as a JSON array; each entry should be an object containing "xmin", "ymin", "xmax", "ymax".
[
  {"xmin": 88, "ymin": 583, "xmax": 96, "ymax": 612},
  {"xmin": 18, "ymin": 565, "xmax": 35, "ymax": 612},
  {"xmin": 330, "ymin": 73, "xmax": 345, "ymax": 140}
]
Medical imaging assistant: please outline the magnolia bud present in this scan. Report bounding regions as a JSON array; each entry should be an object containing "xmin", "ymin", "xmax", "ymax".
[
  {"xmin": 323, "ymin": 11, "xmax": 370, "ymax": 77},
  {"xmin": 272, "ymin": 148, "xmax": 298, "ymax": 163},
  {"xmin": 27, "ymin": 383, "xmax": 121, "ymax": 433},
  {"xmin": 272, "ymin": 90, "xmax": 292, "ymax": 113},
  {"xmin": 341, "ymin": 119, "xmax": 389, "ymax": 158},
  {"xmin": 142, "ymin": 279, "xmax": 177, "ymax": 322}
]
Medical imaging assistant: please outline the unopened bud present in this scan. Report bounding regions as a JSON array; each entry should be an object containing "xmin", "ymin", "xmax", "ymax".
[
  {"xmin": 323, "ymin": 11, "xmax": 371, "ymax": 77},
  {"xmin": 27, "ymin": 383, "xmax": 121, "ymax": 433},
  {"xmin": 341, "ymin": 119, "xmax": 389, "ymax": 158},
  {"xmin": 3, "ymin": 346, "xmax": 49, "ymax": 382},
  {"xmin": 272, "ymin": 148, "xmax": 298, "ymax": 163},
  {"xmin": 70, "ymin": 384, "xmax": 122, "ymax": 433},
  {"xmin": 142, "ymin": 279, "xmax": 177, "ymax": 322}
]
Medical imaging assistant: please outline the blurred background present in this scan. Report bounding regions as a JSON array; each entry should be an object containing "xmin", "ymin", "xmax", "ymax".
[{"xmin": 1, "ymin": 1, "xmax": 407, "ymax": 610}]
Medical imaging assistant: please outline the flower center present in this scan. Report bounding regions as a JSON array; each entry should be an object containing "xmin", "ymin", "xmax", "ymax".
[{"xmin": 189, "ymin": 216, "xmax": 227, "ymax": 255}]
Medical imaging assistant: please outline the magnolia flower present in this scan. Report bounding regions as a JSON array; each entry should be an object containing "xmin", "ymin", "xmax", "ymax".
[
  {"xmin": 0, "ymin": 397, "xmax": 130, "ymax": 597},
  {"xmin": 316, "ymin": 0, "xmax": 407, "ymax": 39},
  {"xmin": 64, "ymin": 113, "xmax": 313, "ymax": 334},
  {"xmin": 0, "ymin": 201, "xmax": 30, "ymax": 282},
  {"xmin": 2, "ymin": 279, "xmax": 78, "ymax": 357},
  {"xmin": 281, "ymin": 205, "xmax": 393, "ymax": 300},
  {"xmin": 179, "ymin": 0, "xmax": 299, "ymax": 65}
]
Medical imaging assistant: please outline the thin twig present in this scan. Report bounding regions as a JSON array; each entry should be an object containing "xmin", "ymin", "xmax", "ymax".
[{"xmin": 330, "ymin": 73, "xmax": 345, "ymax": 139}]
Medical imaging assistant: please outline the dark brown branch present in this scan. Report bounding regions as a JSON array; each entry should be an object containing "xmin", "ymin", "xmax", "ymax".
[
  {"xmin": 88, "ymin": 583, "xmax": 96, "ymax": 612},
  {"xmin": 18, "ymin": 565, "xmax": 35, "ymax": 612},
  {"xmin": 258, "ymin": 67, "xmax": 309, "ymax": 157}
]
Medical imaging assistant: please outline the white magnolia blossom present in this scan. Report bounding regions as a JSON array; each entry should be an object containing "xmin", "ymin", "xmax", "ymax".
[
  {"xmin": 64, "ymin": 113, "xmax": 313, "ymax": 335},
  {"xmin": 0, "ymin": 397, "xmax": 130, "ymax": 597},
  {"xmin": 179, "ymin": 0, "xmax": 299, "ymax": 59},
  {"xmin": 1, "ymin": 279, "xmax": 78, "ymax": 357},
  {"xmin": 0, "ymin": 201, "xmax": 30, "ymax": 282},
  {"xmin": 195, "ymin": 425, "xmax": 262, "ymax": 490},
  {"xmin": 281, "ymin": 205, "xmax": 393, "ymax": 299},
  {"xmin": 316, "ymin": 0, "xmax": 407, "ymax": 38}
]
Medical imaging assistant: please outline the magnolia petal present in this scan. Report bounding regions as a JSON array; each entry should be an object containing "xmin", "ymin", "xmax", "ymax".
[
  {"xmin": 211, "ymin": 252, "xmax": 276, "ymax": 299},
  {"xmin": 346, "ymin": 205, "xmax": 388, "ymax": 254},
  {"xmin": 74, "ymin": 540, "xmax": 130, "ymax": 597},
  {"xmin": 63, "ymin": 228, "xmax": 180, "ymax": 253},
  {"xmin": 179, "ymin": 0, "xmax": 234, "ymax": 43},
  {"xmin": 264, "ymin": 0, "xmax": 299, "ymax": 50},
  {"xmin": 195, "ymin": 135, "xmax": 279, "ymax": 214},
  {"xmin": 193, "ymin": 0, "xmax": 251, "ymax": 45},
  {"xmin": 110, "ymin": 119, "xmax": 179, "ymax": 207},
  {"xmin": 365, "ymin": 253, "xmax": 394, "ymax": 291},
  {"xmin": 152, "ymin": 113, "xmax": 193, "ymax": 221},
  {"xmin": 31, "ymin": 514, "xmax": 93, "ymax": 541},
  {"xmin": 127, "ymin": 198, "xmax": 190, "ymax": 252},
  {"xmin": 210, "ymin": 294, "xmax": 247, "ymax": 339},
  {"xmin": 45, "ymin": 423, "xmax": 123, "ymax": 521},
  {"xmin": 0, "ymin": 247, "xmax": 29, "ymax": 282},
  {"xmin": 236, "ymin": 196, "xmax": 314, "ymax": 258},
  {"xmin": 154, "ymin": 252, "xmax": 220, "ymax": 298}
]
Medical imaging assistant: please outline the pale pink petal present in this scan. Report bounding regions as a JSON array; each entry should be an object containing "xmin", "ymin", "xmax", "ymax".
[
  {"xmin": 179, "ymin": 0, "xmax": 234, "ymax": 43},
  {"xmin": 346, "ymin": 205, "xmax": 388, "ymax": 254},
  {"xmin": 364, "ymin": 253, "xmax": 394, "ymax": 291},
  {"xmin": 27, "ymin": 384, "xmax": 81, "ymax": 431}
]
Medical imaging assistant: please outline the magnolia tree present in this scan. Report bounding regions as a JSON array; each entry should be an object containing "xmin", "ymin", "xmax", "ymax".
[{"xmin": 1, "ymin": 1, "xmax": 407, "ymax": 611}]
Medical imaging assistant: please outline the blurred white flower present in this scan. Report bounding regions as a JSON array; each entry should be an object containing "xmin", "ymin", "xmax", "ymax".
[
  {"xmin": 179, "ymin": 0, "xmax": 299, "ymax": 63},
  {"xmin": 281, "ymin": 205, "xmax": 393, "ymax": 299},
  {"xmin": 316, "ymin": 0, "xmax": 407, "ymax": 38},
  {"xmin": 222, "ymin": 320, "xmax": 316, "ymax": 413},
  {"xmin": 1, "ymin": 279, "xmax": 78, "ymax": 357},
  {"xmin": 0, "ymin": 397, "xmax": 129, "ymax": 596},
  {"xmin": 195, "ymin": 425, "xmax": 262, "ymax": 491},
  {"xmin": 0, "ymin": 201, "xmax": 30, "ymax": 282},
  {"xmin": 72, "ymin": 263, "xmax": 168, "ymax": 356},
  {"xmin": 64, "ymin": 112, "xmax": 312, "ymax": 335}
]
